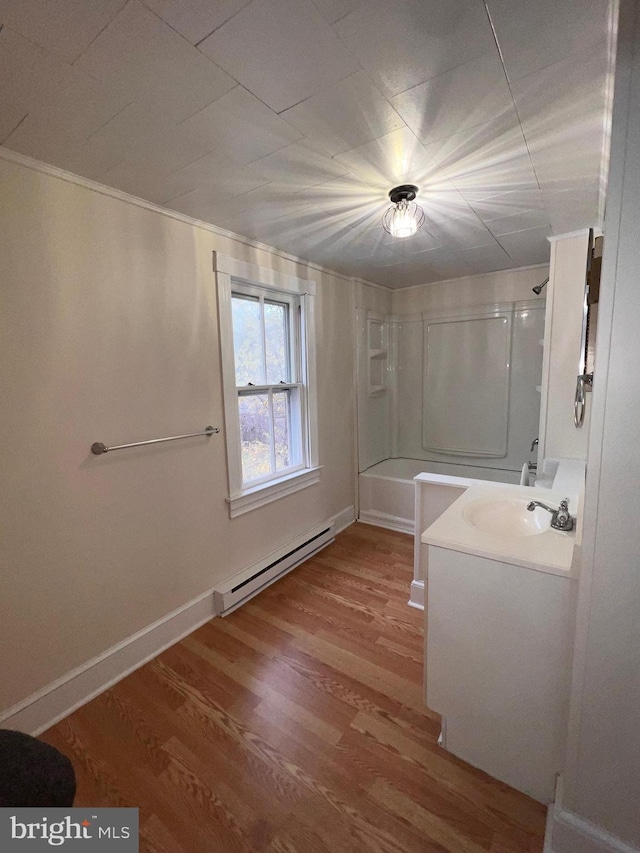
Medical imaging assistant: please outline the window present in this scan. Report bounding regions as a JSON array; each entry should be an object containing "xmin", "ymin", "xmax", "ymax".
[
  {"xmin": 215, "ymin": 254, "xmax": 319, "ymax": 517},
  {"xmin": 231, "ymin": 286, "xmax": 302, "ymax": 484}
]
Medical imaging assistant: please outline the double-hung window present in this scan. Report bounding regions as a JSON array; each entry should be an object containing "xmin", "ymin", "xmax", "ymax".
[{"xmin": 215, "ymin": 254, "xmax": 319, "ymax": 517}]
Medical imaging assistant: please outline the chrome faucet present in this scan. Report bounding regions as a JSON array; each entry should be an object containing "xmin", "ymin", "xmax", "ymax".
[{"xmin": 526, "ymin": 498, "xmax": 574, "ymax": 531}]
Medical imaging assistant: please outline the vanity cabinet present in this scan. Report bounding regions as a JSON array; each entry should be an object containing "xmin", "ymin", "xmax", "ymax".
[{"xmin": 426, "ymin": 545, "xmax": 577, "ymax": 803}]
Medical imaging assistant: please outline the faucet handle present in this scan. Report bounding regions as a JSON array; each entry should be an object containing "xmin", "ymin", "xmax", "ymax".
[{"xmin": 553, "ymin": 498, "xmax": 574, "ymax": 531}]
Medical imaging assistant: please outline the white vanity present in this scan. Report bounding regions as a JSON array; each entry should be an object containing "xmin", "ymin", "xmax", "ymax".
[{"xmin": 421, "ymin": 471, "xmax": 582, "ymax": 803}]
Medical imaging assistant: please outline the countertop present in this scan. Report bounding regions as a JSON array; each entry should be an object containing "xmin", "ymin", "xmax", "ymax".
[{"xmin": 421, "ymin": 481, "xmax": 580, "ymax": 577}]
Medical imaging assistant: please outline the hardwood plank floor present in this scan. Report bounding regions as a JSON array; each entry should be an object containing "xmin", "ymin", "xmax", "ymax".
[{"xmin": 42, "ymin": 523, "xmax": 546, "ymax": 852}]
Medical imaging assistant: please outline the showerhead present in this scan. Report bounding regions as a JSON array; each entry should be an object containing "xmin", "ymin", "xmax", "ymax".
[{"xmin": 532, "ymin": 277, "xmax": 549, "ymax": 295}]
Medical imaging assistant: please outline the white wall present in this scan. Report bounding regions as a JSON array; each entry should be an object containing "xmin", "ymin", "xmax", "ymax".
[
  {"xmin": 0, "ymin": 156, "xmax": 356, "ymax": 716},
  {"xmin": 390, "ymin": 265, "xmax": 548, "ymax": 315},
  {"xmin": 539, "ymin": 233, "xmax": 591, "ymax": 463},
  {"xmin": 549, "ymin": 2, "xmax": 640, "ymax": 850}
]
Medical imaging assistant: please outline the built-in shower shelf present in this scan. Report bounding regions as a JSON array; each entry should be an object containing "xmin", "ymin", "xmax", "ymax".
[{"xmin": 366, "ymin": 311, "xmax": 389, "ymax": 396}]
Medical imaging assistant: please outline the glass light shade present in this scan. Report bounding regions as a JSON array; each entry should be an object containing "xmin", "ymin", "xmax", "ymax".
[{"xmin": 382, "ymin": 198, "xmax": 425, "ymax": 239}]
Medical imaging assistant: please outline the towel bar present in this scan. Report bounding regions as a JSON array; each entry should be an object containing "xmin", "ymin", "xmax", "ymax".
[{"xmin": 91, "ymin": 426, "xmax": 219, "ymax": 455}]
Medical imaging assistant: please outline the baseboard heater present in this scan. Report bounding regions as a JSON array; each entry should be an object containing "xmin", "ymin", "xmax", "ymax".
[{"xmin": 213, "ymin": 521, "xmax": 335, "ymax": 616}]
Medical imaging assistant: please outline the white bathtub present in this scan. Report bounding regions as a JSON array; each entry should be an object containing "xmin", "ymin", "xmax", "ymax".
[{"xmin": 359, "ymin": 457, "xmax": 519, "ymax": 535}]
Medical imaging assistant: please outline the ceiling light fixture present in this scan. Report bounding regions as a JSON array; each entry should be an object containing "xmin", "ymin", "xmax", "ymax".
[{"xmin": 382, "ymin": 184, "xmax": 425, "ymax": 239}]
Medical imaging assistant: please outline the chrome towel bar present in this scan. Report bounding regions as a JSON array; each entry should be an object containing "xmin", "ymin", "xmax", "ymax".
[{"xmin": 91, "ymin": 426, "xmax": 219, "ymax": 455}]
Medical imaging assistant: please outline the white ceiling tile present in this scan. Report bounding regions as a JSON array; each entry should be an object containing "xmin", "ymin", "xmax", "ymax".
[
  {"xmin": 75, "ymin": 0, "xmax": 184, "ymax": 94},
  {"xmin": 497, "ymin": 226, "xmax": 552, "ymax": 266},
  {"xmin": 423, "ymin": 214, "xmax": 498, "ymax": 250},
  {"xmin": 454, "ymin": 242, "xmax": 513, "ymax": 275},
  {"xmin": 0, "ymin": 26, "xmax": 128, "ymax": 138},
  {"xmin": 100, "ymin": 152, "xmax": 272, "ymax": 206},
  {"xmin": 179, "ymin": 86, "xmax": 304, "ymax": 166},
  {"xmin": 511, "ymin": 48, "xmax": 608, "ymax": 194},
  {"xmin": 165, "ymin": 186, "xmax": 240, "ymax": 224},
  {"xmin": 269, "ymin": 212, "xmax": 362, "ymax": 262},
  {"xmin": 334, "ymin": 258, "xmax": 406, "ymax": 285},
  {"xmin": 98, "ymin": 161, "xmax": 203, "ymax": 205},
  {"xmin": 468, "ymin": 188, "xmax": 547, "ymax": 220},
  {"xmin": 333, "ymin": 0, "xmax": 496, "ymax": 99},
  {"xmin": 197, "ymin": 0, "xmax": 360, "ymax": 113},
  {"xmin": 302, "ymin": 225, "xmax": 404, "ymax": 266},
  {"xmin": 248, "ymin": 144, "xmax": 349, "ymax": 191},
  {"xmin": 169, "ymin": 182, "xmax": 314, "ymax": 234},
  {"xmin": 91, "ymin": 104, "xmax": 213, "ymax": 173},
  {"xmin": 422, "ymin": 113, "xmax": 524, "ymax": 169},
  {"xmin": 296, "ymin": 175, "xmax": 383, "ymax": 230},
  {"xmin": 409, "ymin": 246, "xmax": 475, "ymax": 282},
  {"xmin": 390, "ymin": 52, "xmax": 514, "ymax": 146},
  {"xmin": 544, "ymin": 183, "xmax": 601, "ymax": 235},
  {"xmin": 419, "ymin": 180, "xmax": 475, "ymax": 222},
  {"xmin": 229, "ymin": 183, "xmax": 316, "ymax": 222},
  {"xmin": 310, "ymin": 0, "xmax": 363, "ymax": 25},
  {"xmin": 141, "ymin": 0, "xmax": 252, "ymax": 44},
  {"xmin": 374, "ymin": 226, "xmax": 443, "ymax": 256},
  {"xmin": 361, "ymin": 262, "xmax": 435, "ymax": 289},
  {"xmin": 75, "ymin": 0, "xmax": 235, "ymax": 117},
  {"xmin": 0, "ymin": 95, "xmax": 27, "ymax": 144},
  {"xmin": 0, "ymin": 0, "xmax": 128, "ymax": 62},
  {"xmin": 280, "ymin": 71, "xmax": 406, "ymax": 157},
  {"xmin": 485, "ymin": 207, "xmax": 551, "ymax": 237},
  {"xmin": 3, "ymin": 114, "xmax": 121, "ymax": 179},
  {"xmin": 334, "ymin": 127, "xmax": 436, "ymax": 190},
  {"xmin": 425, "ymin": 121, "xmax": 539, "ymax": 196},
  {"xmin": 137, "ymin": 53, "xmax": 237, "ymax": 125},
  {"xmin": 171, "ymin": 151, "xmax": 271, "ymax": 196},
  {"xmin": 486, "ymin": 0, "xmax": 611, "ymax": 83},
  {"xmin": 0, "ymin": 1, "xmax": 610, "ymax": 284},
  {"xmin": 222, "ymin": 215, "xmax": 318, "ymax": 251}
]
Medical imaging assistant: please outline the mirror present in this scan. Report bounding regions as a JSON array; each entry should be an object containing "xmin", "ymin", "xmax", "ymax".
[{"xmin": 575, "ymin": 230, "xmax": 602, "ymax": 427}]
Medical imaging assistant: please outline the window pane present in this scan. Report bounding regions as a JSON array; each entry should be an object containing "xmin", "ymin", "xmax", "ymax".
[
  {"xmin": 238, "ymin": 394, "xmax": 271, "ymax": 482},
  {"xmin": 273, "ymin": 390, "xmax": 291, "ymax": 471},
  {"xmin": 232, "ymin": 294, "xmax": 264, "ymax": 386},
  {"xmin": 264, "ymin": 300, "xmax": 289, "ymax": 384}
]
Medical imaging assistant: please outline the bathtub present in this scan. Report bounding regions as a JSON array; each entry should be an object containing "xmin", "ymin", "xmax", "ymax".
[
  {"xmin": 358, "ymin": 457, "xmax": 521, "ymax": 610},
  {"xmin": 358, "ymin": 457, "xmax": 520, "ymax": 534}
]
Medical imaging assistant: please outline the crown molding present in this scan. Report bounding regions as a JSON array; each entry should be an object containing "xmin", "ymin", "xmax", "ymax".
[
  {"xmin": 547, "ymin": 228, "xmax": 604, "ymax": 242},
  {"xmin": 0, "ymin": 146, "xmax": 388, "ymax": 290},
  {"xmin": 392, "ymin": 262, "xmax": 549, "ymax": 293}
]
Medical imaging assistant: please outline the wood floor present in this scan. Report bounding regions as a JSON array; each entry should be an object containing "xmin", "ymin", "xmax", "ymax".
[{"xmin": 42, "ymin": 523, "xmax": 546, "ymax": 852}]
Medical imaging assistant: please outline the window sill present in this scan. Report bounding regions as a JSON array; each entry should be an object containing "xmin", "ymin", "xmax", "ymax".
[{"xmin": 227, "ymin": 466, "xmax": 322, "ymax": 518}]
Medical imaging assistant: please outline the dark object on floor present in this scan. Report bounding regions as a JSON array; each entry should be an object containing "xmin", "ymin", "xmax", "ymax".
[{"xmin": 0, "ymin": 729, "xmax": 76, "ymax": 807}]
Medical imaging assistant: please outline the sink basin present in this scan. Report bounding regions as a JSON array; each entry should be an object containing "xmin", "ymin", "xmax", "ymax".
[{"xmin": 462, "ymin": 498, "xmax": 551, "ymax": 537}]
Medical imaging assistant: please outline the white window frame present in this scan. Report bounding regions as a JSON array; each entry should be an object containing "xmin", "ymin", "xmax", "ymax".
[{"xmin": 215, "ymin": 253, "xmax": 320, "ymax": 518}]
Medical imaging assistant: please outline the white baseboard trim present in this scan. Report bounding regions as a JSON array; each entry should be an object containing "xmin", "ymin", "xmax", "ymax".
[
  {"xmin": 0, "ymin": 506, "xmax": 355, "ymax": 737},
  {"xmin": 0, "ymin": 591, "xmax": 218, "ymax": 737},
  {"xmin": 409, "ymin": 579, "xmax": 425, "ymax": 610},
  {"xmin": 358, "ymin": 509, "xmax": 414, "ymax": 535},
  {"xmin": 332, "ymin": 504, "xmax": 356, "ymax": 534},
  {"xmin": 546, "ymin": 807, "xmax": 640, "ymax": 853},
  {"xmin": 545, "ymin": 780, "xmax": 640, "ymax": 853}
]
